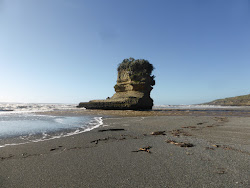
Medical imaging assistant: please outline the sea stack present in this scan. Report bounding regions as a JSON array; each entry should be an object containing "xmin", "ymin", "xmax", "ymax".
[{"xmin": 78, "ymin": 58, "xmax": 155, "ymax": 110}]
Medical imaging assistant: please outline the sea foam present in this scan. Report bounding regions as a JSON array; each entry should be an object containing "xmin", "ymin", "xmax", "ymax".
[
  {"xmin": 0, "ymin": 116, "xmax": 103, "ymax": 148},
  {"xmin": 0, "ymin": 103, "xmax": 82, "ymax": 114},
  {"xmin": 0, "ymin": 103, "xmax": 102, "ymax": 148}
]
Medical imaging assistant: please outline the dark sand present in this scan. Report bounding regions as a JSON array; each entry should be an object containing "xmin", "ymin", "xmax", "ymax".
[{"xmin": 0, "ymin": 110, "xmax": 249, "ymax": 187}]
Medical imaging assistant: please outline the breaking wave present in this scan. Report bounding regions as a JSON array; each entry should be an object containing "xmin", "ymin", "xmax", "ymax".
[
  {"xmin": 0, "ymin": 115, "xmax": 103, "ymax": 148},
  {"xmin": 0, "ymin": 103, "xmax": 82, "ymax": 114}
]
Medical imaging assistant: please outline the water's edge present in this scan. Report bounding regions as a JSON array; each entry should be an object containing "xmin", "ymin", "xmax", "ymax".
[{"xmin": 0, "ymin": 116, "xmax": 103, "ymax": 148}]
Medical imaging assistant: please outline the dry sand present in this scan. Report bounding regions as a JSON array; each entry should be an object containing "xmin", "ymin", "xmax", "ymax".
[{"xmin": 0, "ymin": 110, "xmax": 249, "ymax": 187}]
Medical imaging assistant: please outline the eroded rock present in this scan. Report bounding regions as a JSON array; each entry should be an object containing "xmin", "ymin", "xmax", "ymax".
[{"xmin": 78, "ymin": 58, "xmax": 155, "ymax": 110}]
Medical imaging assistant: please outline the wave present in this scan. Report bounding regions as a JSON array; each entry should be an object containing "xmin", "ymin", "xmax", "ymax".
[
  {"xmin": 0, "ymin": 103, "xmax": 84, "ymax": 114},
  {"xmin": 0, "ymin": 117, "xmax": 103, "ymax": 148}
]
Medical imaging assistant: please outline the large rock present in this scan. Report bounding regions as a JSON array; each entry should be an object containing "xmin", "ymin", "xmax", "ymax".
[{"xmin": 78, "ymin": 58, "xmax": 155, "ymax": 110}]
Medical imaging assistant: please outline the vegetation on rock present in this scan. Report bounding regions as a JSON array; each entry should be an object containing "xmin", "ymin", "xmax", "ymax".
[{"xmin": 117, "ymin": 57, "xmax": 155, "ymax": 86}]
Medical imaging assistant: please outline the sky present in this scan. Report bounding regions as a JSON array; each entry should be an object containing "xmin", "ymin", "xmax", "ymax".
[{"xmin": 0, "ymin": 0, "xmax": 249, "ymax": 105}]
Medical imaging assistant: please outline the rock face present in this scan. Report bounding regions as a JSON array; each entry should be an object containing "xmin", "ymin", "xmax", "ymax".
[
  {"xmin": 78, "ymin": 58, "xmax": 155, "ymax": 110},
  {"xmin": 203, "ymin": 94, "xmax": 250, "ymax": 106}
]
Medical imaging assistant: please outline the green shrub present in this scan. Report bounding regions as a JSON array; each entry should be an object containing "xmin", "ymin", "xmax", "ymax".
[
  {"xmin": 117, "ymin": 58, "xmax": 154, "ymax": 75},
  {"xmin": 117, "ymin": 58, "xmax": 155, "ymax": 86}
]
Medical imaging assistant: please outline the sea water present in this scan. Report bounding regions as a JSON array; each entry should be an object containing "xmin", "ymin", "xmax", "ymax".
[
  {"xmin": 0, "ymin": 103, "xmax": 247, "ymax": 148},
  {"xmin": 153, "ymin": 104, "xmax": 242, "ymax": 109},
  {"xmin": 0, "ymin": 103, "xmax": 103, "ymax": 147}
]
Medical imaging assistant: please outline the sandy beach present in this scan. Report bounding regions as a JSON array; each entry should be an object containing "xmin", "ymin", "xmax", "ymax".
[{"xmin": 0, "ymin": 110, "xmax": 249, "ymax": 187}]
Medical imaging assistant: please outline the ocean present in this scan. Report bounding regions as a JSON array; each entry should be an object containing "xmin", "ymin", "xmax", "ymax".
[
  {"xmin": 153, "ymin": 104, "xmax": 242, "ymax": 109},
  {"xmin": 0, "ymin": 103, "xmax": 103, "ymax": 148},
  {"xmin": 0, "ymin": 103, "xmax": 247, "ymax": 148}
]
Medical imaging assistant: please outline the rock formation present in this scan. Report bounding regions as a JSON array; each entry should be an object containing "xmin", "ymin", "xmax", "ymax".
[{"xmin": 78, "ymin": 58, "xmax": 155, "ymax": 110}]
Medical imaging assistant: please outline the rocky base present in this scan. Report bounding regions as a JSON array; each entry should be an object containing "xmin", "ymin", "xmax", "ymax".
[{"xmin": 77, "ymin": 97, "xmax": 153, "ymax": 110}]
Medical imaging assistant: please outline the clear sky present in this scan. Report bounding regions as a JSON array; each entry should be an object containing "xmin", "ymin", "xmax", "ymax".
[{"xmin": 0, "ymin": 0, "xmax": 249, "ymax": 105}]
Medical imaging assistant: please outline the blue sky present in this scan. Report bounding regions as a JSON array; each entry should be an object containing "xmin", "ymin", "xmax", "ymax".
[{"xmin": 0, "ymin": 0, "xmax": 249, "ymax": 105}]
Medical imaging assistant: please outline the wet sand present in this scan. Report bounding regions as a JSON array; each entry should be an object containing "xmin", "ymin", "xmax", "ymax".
[
  {"xmin": 0, "ymin": 110, "xmax": 249, "ymax": 187},
  {"xmin": 38, "ymin": 107, "xmax": 250, "ymax": 117}
]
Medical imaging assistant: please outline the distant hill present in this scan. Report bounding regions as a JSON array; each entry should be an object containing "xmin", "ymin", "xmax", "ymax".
[{"xmin": 204, "ymin": 94, "xmax": 250, "ymax": 106}]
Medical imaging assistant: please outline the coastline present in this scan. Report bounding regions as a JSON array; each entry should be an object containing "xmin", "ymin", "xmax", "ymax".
[
  {"xmin": 0, "ymin": 116, "xmax": 104, "ymax": 149},
  {"xmin": 0, "ymin": 111, "xmax": 249, "ymax": 187},
  {"xmin": 37, "ymin": 107, "xmax": 250, "ymax": 117}
]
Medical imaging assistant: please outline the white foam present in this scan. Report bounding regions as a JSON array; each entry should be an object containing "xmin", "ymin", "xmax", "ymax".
[
  {"xmin": 54, "ymin": 118, "xmax": 65, "ymax": 124},
  {"xmin": 0, "ymin": 103, "xmax": 83, "ymax": 114},
  {"xmin": 0, "ymin": 117, "xmax": 103, "ymax": 148}
]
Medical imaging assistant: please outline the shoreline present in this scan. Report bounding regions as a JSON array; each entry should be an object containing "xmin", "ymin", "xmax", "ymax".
[
  {"xmin": 0, "ymin": 111, "xmax": 249, "ymax": 187},
  {"xmin": 37, "ymin": 107, "xmax": 250, "ymax": 117},
  {"xmin": 0, "ymin": 116, "xmax": 104, "ymax": 149}
]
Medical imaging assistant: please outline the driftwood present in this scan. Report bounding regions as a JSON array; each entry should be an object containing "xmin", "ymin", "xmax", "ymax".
[
  {"xmin": 151, "ymin": 131, "xmax": 165, "ymax": 135},
  {"xmin": 50, "ymin": 146, "xmax": 63, "ymax": 151},
  {"xmin": 98, "ymin": 128, "xmax": 125, "ymax": 132},
  {"xmin": 90, "ymin": 136, "xmax": 127, "ymax": 144},
  {"xmin": 90, "ymin": 137, "xmax": 109, "ymax": 144},
  {"xmin": 169, "ymin": 129, "xmax": 192, "ymax": 137},
  {"xmin": 182, "ymin": 126, "xmax": 196, "ymax": 128},
  {"xmin": 169, "ymin": 129, "xmax": 183, "ymax": 137},
  {"xmin": 212, "ymin": 144, "xmax": 220, "ymax": 148},
  {"xmin": 166, "ymin": 140, "xmax": 194, "ymax": 147},
  {"xmin": 132, "ymin": 146, "xmax": 152, "ymax": 153}
]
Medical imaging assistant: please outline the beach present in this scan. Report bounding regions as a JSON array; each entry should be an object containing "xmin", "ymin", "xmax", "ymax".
[{"xmin": 0, "ymin": 110, "xmax": 249, "ymax": 187}]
